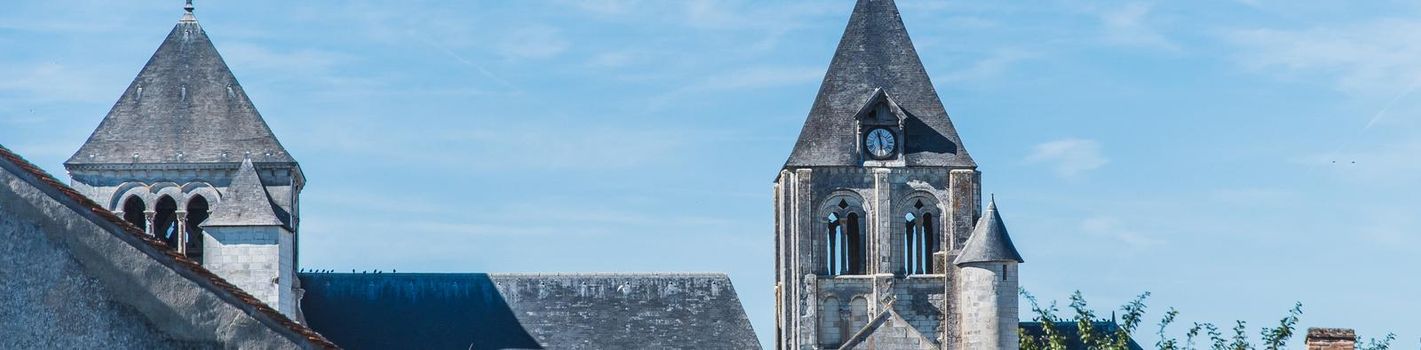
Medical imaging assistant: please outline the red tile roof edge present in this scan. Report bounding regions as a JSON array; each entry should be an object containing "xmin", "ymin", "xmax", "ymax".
[{"xmin": 0, "ymin": 144, "xmax": 339, "ymax": 349}]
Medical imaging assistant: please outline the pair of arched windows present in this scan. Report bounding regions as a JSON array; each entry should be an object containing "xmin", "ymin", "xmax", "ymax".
[
  {"xmin": 818, "ymin": 296, "xmax": 869, "ymax": 347},
  {"xmin": 119, "ymin": 195, "xmax": 208, "ymax": 262},
  {"xmin": 823, "ymin": 198, "xmax": 865, "ymax": 276},
  {"xmin": 819, "ymin": 196, "xmax": 942, "ymax": 277},
  {"xmin": 901, "ymin": 198, "xmax": 941, "ymax": 275}
]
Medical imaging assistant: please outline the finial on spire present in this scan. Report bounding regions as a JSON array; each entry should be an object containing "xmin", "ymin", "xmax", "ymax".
[{"xmin": 180, "ymin": 0, "xmax": 197, "ymax": 22}]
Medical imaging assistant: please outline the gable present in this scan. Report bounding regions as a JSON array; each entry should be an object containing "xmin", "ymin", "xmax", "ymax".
[
  {"xmin": 841, "ymin": 307, "xmax": 937, "ymax": 350},
  {"xmin": 0, "ymin": 145, "xmax": 333, "ymax": 349}
]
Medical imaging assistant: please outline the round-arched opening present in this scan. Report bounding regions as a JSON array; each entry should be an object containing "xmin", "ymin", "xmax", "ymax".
[
  {"xmin": 153, "ymin": 196, "xmax": 180, "ymax": 249},
  {"xmin": 185, "ymin": 196, "xmax": 209, "ymax": 262},
  {"xmin": 122, "ymin": 196, "xmax": 146, "ymax": 231}
]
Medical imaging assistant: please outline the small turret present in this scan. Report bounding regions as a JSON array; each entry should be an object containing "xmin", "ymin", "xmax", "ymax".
[
  {"xmin": 201, "ymin": 159, "xmax": 298, "ymax": 318},
  {"xmin": 954, "ymin": 197, "xmax": 1024, "ymax": 350}
]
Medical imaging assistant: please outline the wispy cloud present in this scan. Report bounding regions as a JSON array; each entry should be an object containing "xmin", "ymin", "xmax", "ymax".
[
  {"xmin": 1026, "ymin": 138, "xmax": 1108, "ymax": 178},
  {"xmin": 1226, "ymin": 19, "xmax": 1421, "ymax": 95},
  {"xmin": 1097, "ymin": 3, "xmax": 1179, "ymax": 51},
  {"xmin": 1080, "ymin": 216, "xmax": 1164, "ymax": 248},
  {"xmin": 495, "ymin": 25, "xmax": 570, "ymax": 60},
  {"xmin": 0, "ymin": 63, "xmax": 116, "ymax": 104},
  {"xmin": 940, "ymin": 48, "xmax": 1036, "ymax": 83}
]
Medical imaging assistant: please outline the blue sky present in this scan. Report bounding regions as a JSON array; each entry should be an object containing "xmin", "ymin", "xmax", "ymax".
[{"xmin": 3, "ymin": 0, "xmax": 1419, "ymax": 347}]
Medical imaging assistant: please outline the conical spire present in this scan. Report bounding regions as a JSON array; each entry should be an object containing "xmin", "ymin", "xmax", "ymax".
[
  {"xmin": 954, "ymin": 197, "xmax": 1024, "ymax": 265},
  {"xmin": 784, "ymin": 0, "xmax": 973, "ymax": 168},
  {"xmin": 66, "ymin": 5, "xmax": 295, "ymax": 166},
  {"xmin": 202, "ymin": 159, "xmax": 284, "ymax": 227}
]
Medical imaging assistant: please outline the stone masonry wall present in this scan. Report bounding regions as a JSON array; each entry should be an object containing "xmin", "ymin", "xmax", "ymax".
[{"xmin": 203, "ymin": 226, "xmax": 294, "ymax": 317}]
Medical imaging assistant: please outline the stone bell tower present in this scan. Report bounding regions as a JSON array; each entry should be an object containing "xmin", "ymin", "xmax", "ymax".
[
  {"xmin": 64, "ymin": 1, "xmax": 304, "ymax": 319},
  {"xmin": 772, "ymin": 0, "xmax": 1024, "ymax": 349}
]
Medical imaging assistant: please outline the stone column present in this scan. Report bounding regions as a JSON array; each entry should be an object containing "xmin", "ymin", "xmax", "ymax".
[
  {"xmin": 175, "ymin": 211, "xmax": 188, "ymax": 254},
  {"xmin": 143, "ymin": 211, "xmax": 156, "ymax": 236}
]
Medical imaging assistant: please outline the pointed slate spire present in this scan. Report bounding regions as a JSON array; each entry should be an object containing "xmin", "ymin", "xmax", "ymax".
[
  {"xmin": 202, "ymin": 159, "xmax": 283, "ymax": 227},
  {"xmin": 954, "ymin": 197, "xmax": 1024, "ymax": 265},
  {"xmin": 785, "ymin": 0, "xmax": 973, "ymax": 168},
  {"xmin": 66, "ymin": 4, "xmax": 294, "ymax": 166}
]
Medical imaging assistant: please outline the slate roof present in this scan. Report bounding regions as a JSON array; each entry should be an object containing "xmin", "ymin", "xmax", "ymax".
[
  {"xmin": 66, "ymin": 7, "xmax": 295, "ymax": 166},
  {"xmin": 201, "ymin": 159, "xmax": 283, "ymax": 227},
  {"xmin": 785, "ymin": 0, "xmax": 974, "ymax": 168},
  {"xmin": 1019, "ymin": 321, "xmax": 1145, "ymax": 350},
  {"xmin": 954, "ymin": 198, "xmax": 1024, "ymax": 265},
  {"xmin": 0, "ymin": 144, "xmax": 336, "ymax": 349},
  {"xmin": 298, "ymin": 273, "xmax": 762, "ymax": 350}
]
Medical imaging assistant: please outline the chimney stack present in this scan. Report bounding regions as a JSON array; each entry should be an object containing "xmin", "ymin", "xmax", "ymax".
[{"xmin": 1306, "ymin": 328, "xmax": 1356, "ymax": 350}]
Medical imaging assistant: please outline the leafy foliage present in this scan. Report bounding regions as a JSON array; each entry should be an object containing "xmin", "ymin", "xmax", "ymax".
[{"xmin": 1018, "ymin": 290, "xmax": 1399, "ymax": 350}]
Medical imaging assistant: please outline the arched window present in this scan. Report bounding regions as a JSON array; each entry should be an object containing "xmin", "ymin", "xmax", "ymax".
[
  {"xmin": 153, "ymin": 196, "xmax": 180, "ymax": 250},
  {"xmin": 185, "ymin": 196, "xmax": 209, "ymax": 262},
  {"xmin": 902, "ymin": 199, "xmax": 940, "ymax": 275},
  {"xmin": 822, "ymin": 198, "xmax": 866, "ymax": 276},
  {"xmin": 818, "ymin": 296, "xmax": 842, "ymax": 346},
  {"xmin": 121, "ymin": 196, "xmax": 146, "ymax": 231},
  {"xmin": 848, "ymin": 296, "xmax": 869, "ymax": 335}
]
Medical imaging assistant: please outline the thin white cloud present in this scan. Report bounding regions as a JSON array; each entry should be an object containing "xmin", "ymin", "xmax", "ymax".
[
  {"xmin": 1226, "ymin": 19, "xmax": 1421, "ymax": 95},
  {"xmin": 940, "ymin": 48, "xmax": 1036, "ymax": 83},
  {"xmin": 0, "ymin": 62, "xmax": 116, "ymax": 103},
  {"xmin": 1080, "ymin": 216, "xmax": 1164, "ymax": 248},
  {"xmin": 1026, "ymin": 138, "xmax": 1109, "ymax": 178},
  {"xmin": 496, "ymin": 25, "xmax": 570, "ymax": 60},
  {"xmin": 1097, "ymin": 3, "xmax": 1180, "ymax": 51}
]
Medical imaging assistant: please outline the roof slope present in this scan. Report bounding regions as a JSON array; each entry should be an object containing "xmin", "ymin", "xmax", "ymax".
[
  {"xmin": 0, "ymin": 144, "xmax": 334, "ymax": 348},
  {"xmin": 954, "ymin": 198, "xmax": 1024, "ymax": 265},
  {"xmin": 299, "ymin": 273, "xmax": 762, "ymax": 350},
  {"xmin": 66, "ymin": 10, "xmax": 294, "ymax": 166},
  {"xmin": 202, "ymin": 159, "xmax": 283, "ymax": 227},
  {"xmin": 785, "ymin": 0, "xmax": 973, "ymax": 168}
]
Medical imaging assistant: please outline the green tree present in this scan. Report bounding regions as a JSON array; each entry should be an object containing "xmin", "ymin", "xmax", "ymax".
[{"xmin": 1018, "ymin": 290, "xmax": 1400, "ymax": 350}]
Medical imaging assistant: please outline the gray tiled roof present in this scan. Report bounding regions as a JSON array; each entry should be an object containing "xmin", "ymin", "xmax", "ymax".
[
  {"xmin": 66, "ymin": 12, "xmax": 294, "ymax": 166},
  {"xmin": 298, "ymin": 272, "xmax": 762, "ymax": 350},
  {"xmin": 954, "ymin": 198, "xmax": 1024, "ymax": 265},
  {"xmin": 785, "ymin": 0, "xmax": 974, "ymax": 168},
  {"xmin": 201, "ymin": 159, "xmax": 282, "ymax": 227}
]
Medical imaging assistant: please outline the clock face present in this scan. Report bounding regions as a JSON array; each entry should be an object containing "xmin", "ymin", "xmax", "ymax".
[{"xmin": 864, "ymin": 128, "xmax": 896, "ymax": 159}]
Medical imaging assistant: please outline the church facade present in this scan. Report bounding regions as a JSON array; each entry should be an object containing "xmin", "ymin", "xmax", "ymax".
[{"xmin": 774, "ymin": 0, "xmax": 1024, "ymax": 349}]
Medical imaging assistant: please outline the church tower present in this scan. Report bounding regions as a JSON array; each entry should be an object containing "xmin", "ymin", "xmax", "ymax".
[
  {"xmin": 773, "ymin": 0, "xmax": 1024, "ymax": 349},
  {"xmin": 64, "ymin": 2, "xmax": 303, "ymax": 319}
]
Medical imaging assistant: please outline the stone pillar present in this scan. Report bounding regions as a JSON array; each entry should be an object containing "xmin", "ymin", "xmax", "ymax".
[
  {"xmin": 143, "ymin": 211, "xmax": 156, "ymax": 236},
  {"xmin": 947, "ymin": 169, "xmax": 980, "ymax": 250},
  {"xmin": 1305, "ymin": 328, "xmax": 1356, "ymax": 350},
  {"xmin": 175, "ymin": 211, "xmax": 188, "ymax": 254}
]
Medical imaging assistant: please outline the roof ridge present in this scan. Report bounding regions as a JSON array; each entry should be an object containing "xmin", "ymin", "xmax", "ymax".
[{"xmin": 0, "ymin": 144, "xmax": 336, "ymax": 349}]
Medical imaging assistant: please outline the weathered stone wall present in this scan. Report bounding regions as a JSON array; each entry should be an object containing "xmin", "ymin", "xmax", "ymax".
[
  {"xmin": 0, "ymin": 163, "xmax": 309, "ymax": 349},
  {"xmin": 202, "ymin": 226, "xmax": 296, "ymax": 317},
  {"xmin": 0, "ymin": 202, "xmax": 211, "ymax": 349},
  {"xmin": 957, "ymin": 262, "xmax": 1018, "ymax": 350}
]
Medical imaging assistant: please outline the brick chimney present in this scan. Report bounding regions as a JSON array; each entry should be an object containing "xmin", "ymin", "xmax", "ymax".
[{"xmin": 1306, "ymin": 328, "xmax": 1356, "ymax": 350}]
